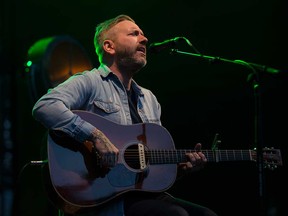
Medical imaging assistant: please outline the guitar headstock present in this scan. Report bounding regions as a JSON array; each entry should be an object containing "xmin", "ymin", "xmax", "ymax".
[{"xmin": 252, "ymin": 147, "xmax": 283, "ymax": 170}]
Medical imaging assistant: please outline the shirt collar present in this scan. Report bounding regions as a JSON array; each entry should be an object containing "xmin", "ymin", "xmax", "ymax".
[
  {"xmin": 98, "ymin": 64, "xmax": 112, "ymax": 77},
  {"xmin": 97, "ymin": 64, "xmax": 144, "ymax": 96}
]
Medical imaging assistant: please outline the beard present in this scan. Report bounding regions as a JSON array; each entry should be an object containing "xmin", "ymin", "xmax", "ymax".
[{"xmin": 116, "ymin": 48, "xmax": 147, "ymax": 75}]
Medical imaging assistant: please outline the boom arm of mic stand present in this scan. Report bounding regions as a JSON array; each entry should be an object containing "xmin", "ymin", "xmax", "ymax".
[{"xmin": 170, "ymin": 49, "xmax": 282, "ymax": 74}]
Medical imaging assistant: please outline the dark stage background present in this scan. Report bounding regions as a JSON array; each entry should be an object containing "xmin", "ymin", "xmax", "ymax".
[{"xmin": 1, "ymin": 0, "xmax": 288, "ymax": 216}]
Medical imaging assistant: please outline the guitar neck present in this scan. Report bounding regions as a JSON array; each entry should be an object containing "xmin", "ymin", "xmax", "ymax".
[{"xmin": 148, "ymin": 149, "xmax": 255, "ymax": 164}]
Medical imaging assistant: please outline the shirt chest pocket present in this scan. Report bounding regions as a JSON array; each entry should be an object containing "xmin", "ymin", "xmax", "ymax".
[{"xmin": 93, "ymin": 100, "xmax": 121, "ymax": 114}]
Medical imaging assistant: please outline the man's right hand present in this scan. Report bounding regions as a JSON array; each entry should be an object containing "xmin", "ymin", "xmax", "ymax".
[{"xmin": 91, "ymin": 128, "xmax": 119, "ymax": 167}]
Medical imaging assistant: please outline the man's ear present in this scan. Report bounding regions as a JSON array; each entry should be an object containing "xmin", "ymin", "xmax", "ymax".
[{"xmin": 103, "ymin": 40, "xmax": 115, "ymax": 54}]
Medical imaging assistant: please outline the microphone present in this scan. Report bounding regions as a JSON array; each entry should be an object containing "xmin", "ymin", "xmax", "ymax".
[{"xmin": 149, "ymin": 37, "xmax": 184, "ymax": 53}]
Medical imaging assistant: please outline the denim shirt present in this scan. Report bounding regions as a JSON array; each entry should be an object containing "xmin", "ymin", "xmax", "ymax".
[
  {"xmin": 32, "ymin": 64, "xmax": 162, "ymax": 215},
  {"xmin": 32, "ymin": 64, "xmax": 162, "ymax": 144}
]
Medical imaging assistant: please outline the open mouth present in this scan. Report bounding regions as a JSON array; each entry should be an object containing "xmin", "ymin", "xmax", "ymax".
[{"xmin": 137, "ymin": 46, "xmax": 146, "ymax": 55}]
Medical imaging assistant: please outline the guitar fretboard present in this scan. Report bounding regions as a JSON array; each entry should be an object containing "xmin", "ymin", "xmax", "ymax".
[{"xmin": 147, "ymin": 149, "xmax": 254, "ymax": 164}]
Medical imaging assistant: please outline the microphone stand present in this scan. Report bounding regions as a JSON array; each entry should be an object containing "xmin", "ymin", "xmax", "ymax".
[{"xmin": 170, "ymin": 49, "xmax": 282, "ymax": 215}]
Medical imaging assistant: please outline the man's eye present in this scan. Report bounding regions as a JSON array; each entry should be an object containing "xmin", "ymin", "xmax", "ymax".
[{"xmin": 132, "ymin": 31, "xmax": 140, "ymax": 36}]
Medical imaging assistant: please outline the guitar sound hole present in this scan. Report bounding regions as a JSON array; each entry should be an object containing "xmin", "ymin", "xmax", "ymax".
[{"xmin": 124, "ymin": 144, "xmax": 148, "ymax": 170}]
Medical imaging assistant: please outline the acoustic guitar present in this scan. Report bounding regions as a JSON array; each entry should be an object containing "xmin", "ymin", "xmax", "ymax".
[{"xmin": 46, "ymin": 110, "xmax": 282, "ymax": 214}]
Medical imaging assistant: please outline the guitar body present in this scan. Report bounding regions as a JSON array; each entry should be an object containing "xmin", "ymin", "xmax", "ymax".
[{"xmin": 47, "ymin": 110, "xmax": 177, "ymax": 213}]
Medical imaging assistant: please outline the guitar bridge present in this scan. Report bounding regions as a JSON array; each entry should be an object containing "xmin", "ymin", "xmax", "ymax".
[{"xmin": 138, "ymin": 143, "xmax": 147, "ymax": 170}]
